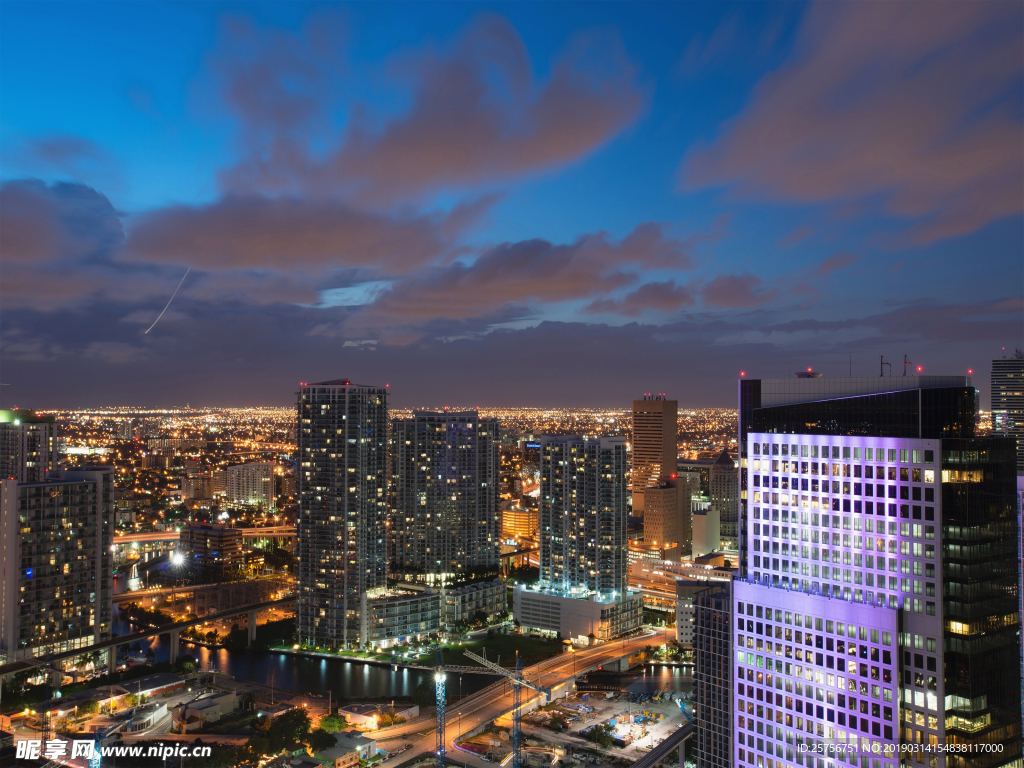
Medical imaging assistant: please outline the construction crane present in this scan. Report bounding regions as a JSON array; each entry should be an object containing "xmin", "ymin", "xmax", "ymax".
[
  {"xmin": 434, "ymin": 646, "xmax": 446, "ymax": 768},
  {"xmin": 464, "ymin": 649, "xmax": 550, "ymax": 768}
]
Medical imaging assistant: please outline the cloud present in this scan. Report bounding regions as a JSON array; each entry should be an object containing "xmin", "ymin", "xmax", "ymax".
[
  {"xmin": 815, "ymin": 252, "xmax": 858, "ymax": 276},
  {"xmin": 214, "ymin": 14, "xmax": 645, "ymax": 203},
  {"xmin": 22, "ymin": 134, "xmax": 113, "ymax": 173},
  {"xmin": 702, "ymin": 274, "xmax": 777, "ymax": 308},
  {"xmin": 0, "ymin": 180, "xmax": 123, "ymax": 264},
  {"xmin": 351, "ymin": 222, "xmax": 697, "ymax": 332},
  {"xmin": 778, "ymin": 224, "xmax": 813, "ymax": 248},
  {"xmin": 82, "ymin": 341, "xmax": 150, "ymax": 364},
  {"xmin": 585, "ymin": 280, "xmax": 695, "ymax": 317},
  {"xmin": 681, "ymin": 1, "xmax": 1024, "ymax": 244},
  {"xmin": 124, "ymin": 195, "xmax": 468, "ymax": 273}
]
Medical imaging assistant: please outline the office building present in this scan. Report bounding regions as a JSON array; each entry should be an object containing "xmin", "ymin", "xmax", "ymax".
[
  {"xmin": 694, "ymin": 582, "xmax": 732, "ymax": 768},
  {"xmin": 734, "ymin": 430, "xmax": 1019, "ymax": 763},
  {"xmin": 0, "ymin": 410, "xmax": 57, "ymax": 483},
  {"xmin": 708, "ymin": 450, "xmax": 737, "ymax": 551},
  {"xmin": 631, "ymin": 396, "xmax": 677, "ymax": 514},
  {"xmin": 514, "ymin": 435, "xmax": 641, "ymax": 642},
  {"xmin": 0, "ymin": 467, "xmax": 114, "ymax": 663},
  {"xmin": 737, "ymin": 374, "xmax": 977, "ymax": 579},
  {"xmin": 180, "ymin": 523, "xmax": 244, "ymax": 578},
  {"xmin": 691, "ymin": 507, "xmax": 720, "ymax": 557},
  {"xmin": 225, "ymin": 462, "xmax": 275, "ymax": 510},
  {"xmin": 296, "ymin": 380, "xmax": 389, "ymax": 649},
  {"xmin": 391, "ymin": 412, "xmax": 499, "ymax": 584},
  {"xmin": 992, "ymin": 352, "xmax": 1024, "ymax": 473},
  {"xmin": 643, "ymin": 477, "xmax": 691, "ymax": 560},
  {"xmin": 500, "ymin": 503, "xmax": 539, "ymax": 541}
]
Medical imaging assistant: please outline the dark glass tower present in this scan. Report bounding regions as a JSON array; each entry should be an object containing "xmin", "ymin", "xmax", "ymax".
[{"xmin": 940, "ymin": 438, "xmax": 1019, "ymax": 765}]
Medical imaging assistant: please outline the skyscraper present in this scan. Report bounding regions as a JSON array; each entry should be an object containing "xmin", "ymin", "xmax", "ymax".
[
  {"xmin": 631, "ymin": 395, "xmax": 677, "ymax": 514},
  {"xmin": 737, "ymin": 375, "xmax": 976, "ymax": 578},
  {"xmin": 513, "ymin": 435, "xmax": 642, "ymax": 642},
  {"xmin": 709, "ymin": 449, "xmax": 737, "ymax": 551},
  {"xmin": 0, "ymin": 410, "xmax": 57, "ymax": 482},
  {"xmin": 643, "ymin": 476, "xmax": 691, "ymax": 559},
  {"xmin": 391, "ymin": 411, "xmax": 499, "ymax": 584},
  {"xmin": 296, "ymin": 380, "xmax": 389, "ymax": 649},
  {"xmin": 724, "ymin": 375, "xmax": 1020, "ymax": 763},
  {"xmin": 0, "ymin": 467, "xmax": 114, "ymax": 664},
  {"xmin": 992, "ymin": 351, "xmax": 1024, "ymax": 473}
]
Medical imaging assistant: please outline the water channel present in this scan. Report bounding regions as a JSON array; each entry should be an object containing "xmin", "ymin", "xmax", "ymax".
[{"xmin": 112, "ymin": 566, "xmax": 691, "ymax": 701}]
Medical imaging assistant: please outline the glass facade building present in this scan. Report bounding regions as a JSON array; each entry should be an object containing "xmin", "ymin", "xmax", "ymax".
[
  {"xmin": 695, "ymin": 582, "xmax": 733, "ymax": 767},
  {"xmin": 736, "ymin": 432, "xmax": 1021, "ymax": 765}
]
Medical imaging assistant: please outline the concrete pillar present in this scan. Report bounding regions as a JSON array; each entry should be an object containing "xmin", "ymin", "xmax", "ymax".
[
  {"xmin": 49, "ymin": 669, "xmax": 62, "ymax": 690},
  {"xmin": 106, "ymin": 646, "xmax": 116, "ymax": 673},
  {"xmin": 247, "ymin": 610, "xmax": 258, "ymax": 648},
  {"xmin": 168, "ymin": 629, "xmax": 180, "ymax": 661}
]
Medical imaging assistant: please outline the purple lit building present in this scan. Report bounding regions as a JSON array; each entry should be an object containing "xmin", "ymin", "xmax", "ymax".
[{"xmin": 734, "ymin": 430, "xmax": 1020, "ymax": 765}]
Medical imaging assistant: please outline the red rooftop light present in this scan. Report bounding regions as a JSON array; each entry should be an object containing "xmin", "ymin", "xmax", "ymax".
[{"xmin": 740, "ymin": 371, "xmax": 745, "ymax": 377}]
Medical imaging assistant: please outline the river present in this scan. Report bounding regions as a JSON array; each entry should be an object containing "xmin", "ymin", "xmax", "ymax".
[
  {"xmin": 113, "ymin": 568, "xmax": 499, "ymax": 700},
  {"xmin": 112, "ymin": 567, "xmax": 690, "ymax": 701}
]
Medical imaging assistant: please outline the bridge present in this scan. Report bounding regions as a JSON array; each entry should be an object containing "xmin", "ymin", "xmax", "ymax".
[
  {"xmin": 113, "ymin": 526, "xmax": 296, "ymax": 545},
  {"xmin": 112, "ymin": 576, "xmax": 293, "ymax": 616},
  {"xmin": 0, "ymin": 596, "xmax": 296, "ymax": 686}
]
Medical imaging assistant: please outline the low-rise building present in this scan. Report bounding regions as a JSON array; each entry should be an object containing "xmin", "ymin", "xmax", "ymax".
[
  {"xmin": 329, "ymin": 729, "xmax": 378, "ymax": 757},
  {"xmin": 172, "ymin": 690, "xmax": 238, "ymax": 731},
  {"xmin": 316, "ymin": 745, "xmax": 360, "ymax": 768},
  {"xmin": 512, "ymin": 586, "xmax": 642, "ymax": 644},
  {"xmin": 441, "ymin": 579, "xmax": 506, "ymax": 628},
  {"xmin": 336, "ymin": 704, "xmax": 418, "ymax": 730},
  {"xmin": 364, "ymin": 587, "xmax": 440, "ymax": 647}
]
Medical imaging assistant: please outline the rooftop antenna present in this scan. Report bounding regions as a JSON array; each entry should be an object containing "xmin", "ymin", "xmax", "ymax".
[{"xmin": 880, "ymin": 356, "xmax": 891, "ymax": 377}]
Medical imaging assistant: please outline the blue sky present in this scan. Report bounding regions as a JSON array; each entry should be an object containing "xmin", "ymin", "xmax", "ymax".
[{"xmin": 1, "ymin": 1, "xmax": 1021, "ymax": 408}]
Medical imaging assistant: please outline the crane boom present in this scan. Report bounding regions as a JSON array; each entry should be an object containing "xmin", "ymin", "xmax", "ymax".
[{"xmin": 463, "ymin": 650, "xmax": 548, "ymax": 695}]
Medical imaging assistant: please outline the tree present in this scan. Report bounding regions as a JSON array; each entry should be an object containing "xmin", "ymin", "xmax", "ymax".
[
  {"xmin": 412, "ymin": 682, "xmax": 434, "ymax": 709},
  {"xmin": 79, "ymin": 700, "xmax": 100, "ymax": 717},
  {"xmin": 319, "ymin": 713, "xmax": 347, "ymax": 732},
  {"xmin": 124, "ymin": 693, "xmax": 140, "ymax": 707},
  {"xmin": 307, "ymin": 729, "xmax": 337, "ymax": 753}
]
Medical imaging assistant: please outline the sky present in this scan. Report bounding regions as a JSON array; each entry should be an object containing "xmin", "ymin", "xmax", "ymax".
[{"xmin": 1, "ymin": 0, "xmax": 1021, "ymax": 409}]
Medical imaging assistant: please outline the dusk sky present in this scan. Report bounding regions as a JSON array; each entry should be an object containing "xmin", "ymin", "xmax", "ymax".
[{"xmin": 1, "ymin": 1, "xmax": 1021, "ymax": 409}]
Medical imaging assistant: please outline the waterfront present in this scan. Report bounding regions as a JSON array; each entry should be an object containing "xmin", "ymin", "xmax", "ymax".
[{"xmin": 112, "ymin": 571, "xmax": 499, "ymax": 700}]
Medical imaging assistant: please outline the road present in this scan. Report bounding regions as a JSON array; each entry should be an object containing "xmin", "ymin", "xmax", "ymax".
[{"xmin": 370, "ymin": 629, "xmax": 671, "ymax": 768}]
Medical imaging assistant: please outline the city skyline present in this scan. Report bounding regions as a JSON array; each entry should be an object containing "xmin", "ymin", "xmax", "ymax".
[{"xmin": 1, "ymin": 1, "xmax": 1021, "ymax": 408}]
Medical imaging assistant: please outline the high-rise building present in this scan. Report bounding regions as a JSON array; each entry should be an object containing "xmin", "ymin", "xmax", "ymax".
[
  {"xmin": 514, "ymin": 435, "xmax": 642, "ymax": 643},
  {"xmin": 643, "ymin": 476, "xmax": 691, "ymax": 559},
  {"xmin": 538, "ymin": 435, "xmax": 629, "ymax": 596},
  {"xmin": 709, "ymin": 449, "xmax": 737, "ymax": 551},
  {"xmin": 737, "ymin": 375, "xmax": 976, "ymax": 578},
  {"xmin": 694, "ymin": 582, "xmax": 732, "ymax": 768},
  {"xmin": 631, "ymin": 396, "xmax": 677, "ymax": 514},
  {"xmin": 180, "ymin": 523, "xmax": 244, "ymax": 578},
  {"xmin": 390, "ymin": 412, "xmax": 499, "ymax": 584},
  {"xmin": 296, "ymin": 380, "xmax": 389, "ymax": 649},
  {"xmin": 0, "ymin": 467, "xmax": 114, "ymax": 663},
  {"xmin": 736, "ymin": 433, "xmax": 1020, "ymax": 763},
  {"xmin": 725, "ymin": 375, "xmax": 1020, "ymax": 763},
  {"xmin": 225, "ymin": 461, "xmax": 275, "ymax": 510},
  {"xmin": 0, "ymin": 410, "xmax": 57, "ymax": 482},
  {"xmin": 992, "ymin": 351, "xmax": 1024, "ymax": 473}
]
